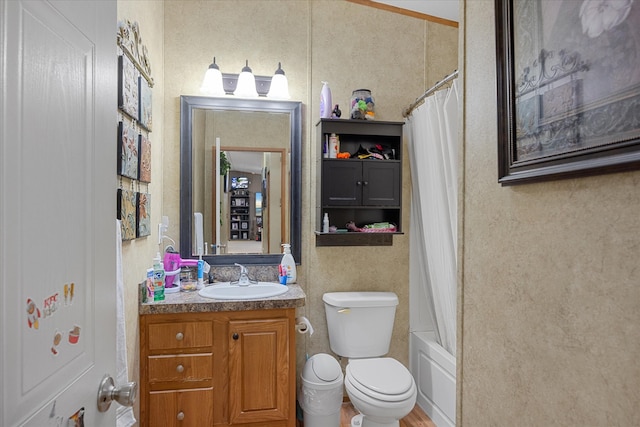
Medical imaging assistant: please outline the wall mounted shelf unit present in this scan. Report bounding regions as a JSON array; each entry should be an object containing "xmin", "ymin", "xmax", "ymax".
[{"xmin": 315, "ymin": 119, "xmax": 403, "ymax": 246}]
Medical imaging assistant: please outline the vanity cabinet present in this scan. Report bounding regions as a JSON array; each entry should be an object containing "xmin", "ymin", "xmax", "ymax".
[
  {"xmin": 140, "ymin": 309, "xmax": 296, "ymax": 427},
  {"xmin": 316, "ymin": 119, "xmax": 403, "ymax": 246}
]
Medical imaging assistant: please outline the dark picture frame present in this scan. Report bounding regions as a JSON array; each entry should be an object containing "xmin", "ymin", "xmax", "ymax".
[
  {"xmin": 117, "ymin": 55, "xmax": 138, "ymax": 120},
  {"xmin": 118, "ymin": 120, "xmax": 138, "ymax": 179},
  {"xmin": 117, "ymin": 188, "xmax": 137, "ymax": 240},
  {"xmin": 138, "ymin": 75, "xmax": 152, "ymax": 131},
  {"xmin": 138, "ymin": 133, "xmax": 151, "ymax": 183},
  {"xmin": 137, "ymin": 192, "xmax": 151, "ymax": 237},
  {"xmin": 495, "ymin": 0, "xmax": 640, "ymax": 185}
]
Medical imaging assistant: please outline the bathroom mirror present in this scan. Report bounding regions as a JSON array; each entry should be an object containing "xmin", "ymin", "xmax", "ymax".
[{"xmin": 180, "ymin": 96, "xmax": 302, "ymax": 265}]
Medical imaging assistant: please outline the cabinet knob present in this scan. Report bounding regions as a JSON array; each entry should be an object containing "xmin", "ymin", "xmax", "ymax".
[
  {"xmin": 176, "ymin": 364, "xmax": 184, "ymax": 373},
  {"xmin": 176, "ymin": 411, "xmax": 185, "ymax": 421},
  {"xmin": 357, "ymin": 181, "xmax": 362, "ymax": 186},
  {"xmin": 363, "ymin": 181, "xmax": 368, "ymax": 185},
  {"xmin": 232, "ymin": 333, "xmax": 239, "ymax": 340},
  {"xmin": 176, "ymin": 332, "xmax": 184, "ymax": 341}
]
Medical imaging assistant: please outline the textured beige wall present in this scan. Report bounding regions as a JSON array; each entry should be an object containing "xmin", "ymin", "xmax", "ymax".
[
  {"xmin": 459, "ymin": 1, "xmax": 640, "ymax": 425},
  {"xmin": 117, "ymin": 0, "xmax": 165, "ymax": 420},
  {"xmin": 162, "ymin": 0, "xmax": 458, "ymax": 373}
]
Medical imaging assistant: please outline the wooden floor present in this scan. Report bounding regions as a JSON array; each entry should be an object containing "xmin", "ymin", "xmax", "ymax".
[{"xmin": 340, "ymin": 401, "xmax": 437, "ymax": 427}]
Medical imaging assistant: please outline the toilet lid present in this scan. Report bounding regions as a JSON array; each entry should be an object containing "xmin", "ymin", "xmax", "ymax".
[{"xmin": 347, "ymin": 358, "xmax": 415, "ymax": 401}]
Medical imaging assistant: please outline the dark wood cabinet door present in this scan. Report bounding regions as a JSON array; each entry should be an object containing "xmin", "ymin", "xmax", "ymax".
[
  {"xmin": 362, "ymin": 161, "xmax": 401, "ymax": 206},
  {"xmin": 322, "ymin": 160, "xmax": 362, "ymax": 206}
]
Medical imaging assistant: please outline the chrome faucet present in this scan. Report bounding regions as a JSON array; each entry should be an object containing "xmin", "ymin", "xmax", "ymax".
[{"xmin": 234, "ymin": 263, "xmax": 251, "ymax": 286}]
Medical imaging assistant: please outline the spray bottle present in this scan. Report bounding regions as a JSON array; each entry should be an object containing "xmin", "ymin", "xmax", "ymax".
[{"xmin": 280, "ymin": 244, "xmax": 297, "ymax": 284}]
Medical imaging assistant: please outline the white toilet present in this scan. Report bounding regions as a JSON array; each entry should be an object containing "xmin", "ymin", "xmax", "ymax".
[{"xmin": 323, "ymin": 291, "xmax": 417, "ymax": 427}]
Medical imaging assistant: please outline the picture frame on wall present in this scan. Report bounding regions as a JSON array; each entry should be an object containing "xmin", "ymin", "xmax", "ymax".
[
  {"xmin": 138, "ymin": 75, "xmax": 152, "ymax": 131},
  {"xmin": 118, "ymin": 120, "xmax": 138, "ymax": 179},
  {"xmin": 138, "ymin": 133, "xmax": 151, "ymax": 183},
  {"xmin": 117, "ymin": 188, "xmax": 137, "ymax": 240},
  {"xmin": 118, "ymin": 55, "xmax": 139, "ymax": 120},
  {"xmin": 495, "ymin": 0, "xmax": 640, "ymax": 185},
  {"xmin": 137, "ymin": 192, "xmax": 151, "ymax": 237}
]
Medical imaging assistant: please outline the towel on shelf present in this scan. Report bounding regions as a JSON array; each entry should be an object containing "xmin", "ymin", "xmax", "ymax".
[{"xmin": 116, "ymin": 220, "xmax": 136, "ymax": 427}]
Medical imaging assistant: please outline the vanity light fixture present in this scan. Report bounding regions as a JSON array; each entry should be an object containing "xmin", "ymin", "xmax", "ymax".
[
  {"xmin": 266, "ymin": 62, "xmax": 290, "ymax": 100},
  {"xmin": 233, "ymin": 60, "xmax": 259, "ymax": 98},
  {"xmin": 200, "ymin": 57, "xmax": 290, "ymax": 98},
  {"xmin": 199, "ymin": 57, "xmax": 225, "ymax": 96}
]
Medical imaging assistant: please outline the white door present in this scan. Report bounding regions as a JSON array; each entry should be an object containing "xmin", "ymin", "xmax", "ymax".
[{"xmin": 1, "ymin": 0, "xmax": 119, "ymax": 426}]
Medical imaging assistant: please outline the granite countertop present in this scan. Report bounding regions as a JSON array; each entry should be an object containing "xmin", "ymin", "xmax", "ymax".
[{"xmin": 139, "ymin": 283, "xmax": 306, "ymax": 315}]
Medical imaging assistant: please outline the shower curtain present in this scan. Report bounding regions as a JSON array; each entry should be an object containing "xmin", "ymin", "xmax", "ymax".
[{"xmin": 406, "ymin": 79, "xmax": 459, "ymax": 356}]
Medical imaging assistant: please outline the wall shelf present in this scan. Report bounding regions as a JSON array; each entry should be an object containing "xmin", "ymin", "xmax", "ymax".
[
  {"xmin": 315, "ymin": 119, "xmax": 404, "ymax": 247},
  {"xmin": 314, "ymin": 231, "xmax": 402, "ymax": 246},
  {"xmin": 230, "ymin": 190, "xmax": 250, "ymax": 240}
]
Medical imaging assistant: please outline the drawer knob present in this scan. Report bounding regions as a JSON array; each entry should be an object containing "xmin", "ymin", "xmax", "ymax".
[
  {"xmin": 177, "ymin": 411, "xmax": 185, "ymax": 421},
  {"xmin": 176, "ymin": 364, "xmax": 184, "ymax": 373},
  {"xmin": 232, "ymin": 333, "xmax": 239, "ymax": 340},
  {"xmin": 176, "ymin": 332, "xmax": 184, "ymax": 341}
]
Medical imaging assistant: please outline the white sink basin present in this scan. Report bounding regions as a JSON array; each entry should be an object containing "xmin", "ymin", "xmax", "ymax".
[{"xmin": 198, "ymin": 282, "xmax": 289, "ymax": 300}]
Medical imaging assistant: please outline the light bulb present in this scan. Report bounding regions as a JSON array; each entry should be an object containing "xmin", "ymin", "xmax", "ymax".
[
  {"xmin": 200, "ymin": 57, "xmax": 225, "ymax": 96},
  {"xmin": 267, "ymin": 62, "xmax": 290, "ymax": 99},
  {"xmin": 233, "ymin": 60, "xmax": 258, "ymax": 98}
]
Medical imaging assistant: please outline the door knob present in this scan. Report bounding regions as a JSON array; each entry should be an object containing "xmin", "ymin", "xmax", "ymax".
[{"xmin": 97, "ymin": 374, "xmax": 137, "ymax": 412}]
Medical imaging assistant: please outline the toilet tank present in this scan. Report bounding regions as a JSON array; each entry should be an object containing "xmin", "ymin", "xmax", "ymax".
[{"xmin": 323, "ymin": 292, "xmax": 398, "ymax": 358}]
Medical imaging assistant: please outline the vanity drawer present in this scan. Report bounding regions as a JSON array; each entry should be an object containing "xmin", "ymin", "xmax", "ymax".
[
  {"xmin": 147, "ymin": 321, "xmax": 213, "ymax": 351},
  {"xmin": 149, "ymin": 388, "xmax": 214, "ymax": 427},
  {"xmin": 148, "ymin": 353, "xmax": 213, "ymax": 383}
]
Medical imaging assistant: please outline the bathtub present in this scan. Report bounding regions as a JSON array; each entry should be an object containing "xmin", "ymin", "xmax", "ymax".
[{"xmin": 409, "ymin": 331, "xmax": 456, "ymax": 427}]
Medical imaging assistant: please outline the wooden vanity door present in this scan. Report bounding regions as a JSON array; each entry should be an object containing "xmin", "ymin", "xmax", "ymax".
[{"xmin": 228, "ymin": 317, "xmax": 290, "ymax": 424}]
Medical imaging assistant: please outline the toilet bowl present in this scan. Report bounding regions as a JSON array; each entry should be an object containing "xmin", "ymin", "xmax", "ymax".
[{"xmin": 344, "ymin": 358, "xmax": 417, "ymax": 427}]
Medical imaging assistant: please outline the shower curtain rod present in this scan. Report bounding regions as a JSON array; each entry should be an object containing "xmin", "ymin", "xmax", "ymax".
[{"xmin": 402, "ymin": 69, "xmax": 458, "ymax": 117}]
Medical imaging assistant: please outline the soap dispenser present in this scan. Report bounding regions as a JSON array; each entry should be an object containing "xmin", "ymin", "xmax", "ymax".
[
  {"xmin": 320, "ymin": 81, "xmax": 332, "ymax": 119},
  {"xmin": 280, "ymin": 243, "xmax": 297, "ymax": 284}
]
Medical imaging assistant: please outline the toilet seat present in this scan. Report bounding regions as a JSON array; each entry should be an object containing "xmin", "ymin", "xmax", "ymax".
[{"xmin": 346, "ymin": 358, "xmax": 415, "ymax": 402}]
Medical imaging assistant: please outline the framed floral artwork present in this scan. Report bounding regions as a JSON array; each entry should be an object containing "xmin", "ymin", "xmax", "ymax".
[
  {"xmin": 495, "ymin": 0, "xmax": 640, "ymax": 185},
  {"xmin": 117, "ymin": 188, "xmax": 137, "ymax": 240},
  {"xmin": 138, "ymin": 76, "xmax": 152, "ymax": 131},
  {"xmin": 118, "ymin": 54, "xmax": 138, "ymax": 120},
  {"xmin": 137, "ymin": 192, "xmax": 151, "ymax": 237},
  {"xmin": 118, "ymin": 120, "xmax": 138, "ymax": 179},
  {"xmin": 138, "ymin": 133, "xmax": 151, "ymax": 183}
]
